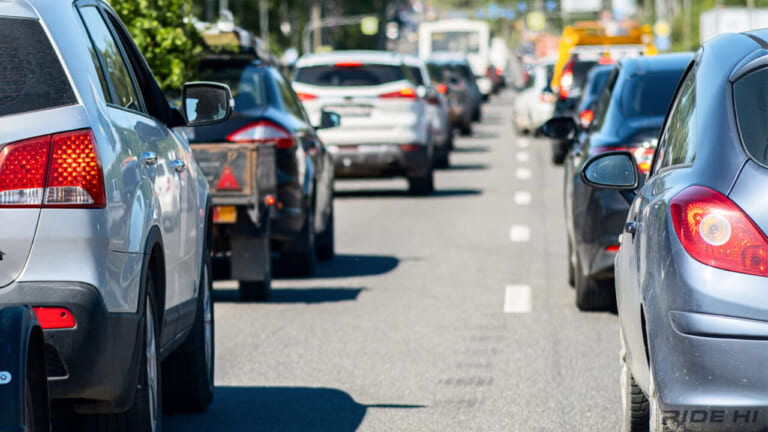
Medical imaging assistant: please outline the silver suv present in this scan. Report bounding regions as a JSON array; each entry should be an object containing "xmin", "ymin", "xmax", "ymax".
[{"xmin": 0, "ymin": 1, "xmax": 231, "ymax": 429}]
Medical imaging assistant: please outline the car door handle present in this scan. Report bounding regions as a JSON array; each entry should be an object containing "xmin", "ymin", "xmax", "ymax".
[
  {"xmin": 142, "ymin": 151, "xmax": 158, "ymax": 166},
  {"xmin": 624, "ymin": 221, "xmax": 638, "ymax": 235},
  {"xmin": 172, "ymin": 159, "xmax": 186, "ymax": 173}
]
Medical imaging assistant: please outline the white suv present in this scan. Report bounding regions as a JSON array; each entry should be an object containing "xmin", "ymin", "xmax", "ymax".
[{"xmin": 293, "ymin": 51, "xmax": 434, "ymax": 195}]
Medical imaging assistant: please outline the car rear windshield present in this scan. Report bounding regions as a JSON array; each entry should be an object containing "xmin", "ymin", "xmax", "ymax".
[
  {"xmin": 734, "ymin": 68, "xmax": 768, "ymax": 166},
  {"xmin": 588, "ymin": 69, "xmax": 612, "ymax": 97},
  {"xmin": 197, "ymin": 60, "xmax": 267, "ymax": 112},
  {"xmin": 408, "ymin": 67, "xmax": 425, "ymax": 86},
  {"xmin": 0, "ymin": 17, "xmax": 76, "ymax": 116},
  {"xmin": 571, "ymin": 60, "xmax": 598, "ymax": 90},
  {"xmin": 294, "ymin": 64, "xmax": 405, "ymax": 87},
  {"xmin": 621, "ymin": 70, "xmax": 683, "ymax": 118}
]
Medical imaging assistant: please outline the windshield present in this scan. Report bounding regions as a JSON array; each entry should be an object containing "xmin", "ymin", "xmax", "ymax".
[
  {"xmin": 431, "ymin": 31, "xmax": 480, "ymax": 54},
  {"xmin": 198, "ymin": 62, "xmax": 267, "ymax": 112},
  {"xmin": 294, "ymin": 64, "xmax": 405, "ymax": 87},
  {"xmin": 621, "ymin": 71, "xmax": 683, "ymax": 118}
]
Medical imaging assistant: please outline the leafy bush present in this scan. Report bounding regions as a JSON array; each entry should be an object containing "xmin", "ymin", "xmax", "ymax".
[{"xmin": 111, "ymin": 0, "xmax": 202, "ymax": 91}]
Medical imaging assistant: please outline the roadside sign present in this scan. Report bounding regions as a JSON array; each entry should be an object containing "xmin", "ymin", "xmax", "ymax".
[
  {"xmin": 361, "ymin": 17, "xmax": 379, "ymax": 36},
  {"xmin": 654, "ymin": 20, "xmax": 671, "ymax": 37},
  {"xmin": 527, "ymin": 12, "xmax": 546, "ymax": 31}
]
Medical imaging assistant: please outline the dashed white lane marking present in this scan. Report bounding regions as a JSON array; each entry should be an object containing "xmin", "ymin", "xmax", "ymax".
[
  {"xmin": 516, "ymin": 152, "xmax": 530, "ymax": 162},
  {"xmin": 514, "ymin": 191, "xmax": 532, "ymax": 205},
  {"xmin": 509, "ymin": 225, "xmax": 531, "ymax": 242},
  {"xmin": 516, "ymin": 168, "xmax": 532, "ymax": 180},
  {"xmin": 518, "ymin": 139, "xmax": 529, "ymax": 149},
  {"xmin": 504, "ymin": 285, "xmax": 532, "ymax": 314}
]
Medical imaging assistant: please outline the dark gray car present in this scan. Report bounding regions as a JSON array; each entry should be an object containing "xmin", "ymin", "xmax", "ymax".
[
  {"xmin": 544, "ymin": 53, "xmax": 691, "ymax": 311},
  {"xmin": 581, "ymin": 30, "xmax": 768, "ymax": 431}
]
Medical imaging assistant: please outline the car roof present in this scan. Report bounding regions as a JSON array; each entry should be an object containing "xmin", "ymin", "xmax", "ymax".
[
  {"xmin": 402, "ymin": 56, "xmax": 427, "ymax": 67},
  {"xmin": 0, "ymin": 0, "xmax": 40, "ymax": 18},
  {"xmin": 619, "ymin": 52, "xmax": 694, "ymax": 75},
  {"xmin": 428, "ymin": 53, "xmax": 470, "ymax": 63},
  {"xmin": 296, "ymin": 50, "xmax": 403, "ymax": 67}
]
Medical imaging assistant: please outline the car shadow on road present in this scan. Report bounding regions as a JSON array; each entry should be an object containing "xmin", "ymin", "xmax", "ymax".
[
  {"xmin": 450, "ymin": 145, "xmax": 489, "ymax": 153},
  {"xmin": 213, "ymin": 287, "xmax": 365, "ymax": 304},
  {"xmin": 313, "ymin": 254, "xmax": 399, "ymax": 278},
  {"xmin": 164, "ymin": 386, "xmax": 425, "ymax": 432},
  {"xmin": 442, "ymin": 163, "xmax": 489, "ymax": 171},
  {"xmin": 334, "ymin": 188, "xmax": 482, "ymax": 199}
]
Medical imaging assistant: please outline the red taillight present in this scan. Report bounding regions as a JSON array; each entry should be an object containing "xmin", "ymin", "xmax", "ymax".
[
  {"xmin": 399, "ymin": 144, "xmax": 422, "ymax": 152},
  {"xmin": 0, "ymin": 136, "xmax": 49, "ymax": 207},
  {"xmin": 559, "ymin": 60, "xmax": 575, "ymax": 101},
  {"xmin": 606, "ymin": 245, "xmax": 620, "ymax": 253},
  {"xmin": 436, "ymin": 84, "xmax": 448, "ymax": 94},
  {"xmin": 296, "ymin": 92, "xmax": 317, "ymax": 102},
  {"xmin": 0, "ymin": 129, "xmax": 104, "ymax": 209},
  {"xmin": 335, "ymin": 61, "xmax": 362, "ymax": 67},
  {"xmin": 496, "ymin": 67, "xmax": 504, "ymax": 76},
  {"xmin": 33, "ymin": 307, "xmax": 76, "ymax": 330},
  {"xmin": 380, "ymin": 87, "xmax": 417, "ymax": 99},
  {"xmin": 580, "ymin": 110, "xmax": 594, "ymax": 129},
  {"xmin": 216, "ymin": 166, "xmax": 241, "ymax": 191},
  {"xmin": 598, "ymin": 56, "xmax": 615, "ymax": 65},
  {"xmin": 227, "ymin": 120, "xmax": 295, "ymax": 149},
  {"xmin": 671, "ymin": 186, "xmax": 768, "ymax": 277},
  {"xmin": 631, "ymin": 147, "xmax": 655, "ymax": 175},
  {"xmin": 45, "ymin": 130, "xmax": 105, "ymax": 208},
  {"xmin": 265, "ymin": 195, "xmax": 276, "ymax": 206}
]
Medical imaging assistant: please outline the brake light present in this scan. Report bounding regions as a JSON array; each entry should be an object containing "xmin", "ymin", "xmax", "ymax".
[
  {"xmin": 559, "ymin": 59, "xmax": 574, "ymax": 100},
  {"xmin": 580, "ymin": 110, "xmax": 594, "ymax": 129},
  {"xmin": 216, "ymin": 166, "xmax": 241, "ymax": 191},
  {"xmin": 380, "ymin": 87, "xmax": 417, "ymax": 99},
  {"xmin": 45, "ymin": 130, "xmax": 105, "ymax": 208},
  {"xmin": 33, "ymin": 307, "xmax": 76, "ymax": 330},
  {"xmin": 335, "ymin": 61, "xmax": 362, "ymax": 67},
  {"xmin": 0, "ymin": 130, "xmax": 105, "ymax": 209},
  {"xmin": 399, "ymin": 144, "xmax": 422, "ymax": 152},
  {"xmin": 671, "ymin": 186, "xmax": 768, "ymax": 277},
  {"xmin": 631, "ymin": 147, "xmax": 655, "ymax": 175},
  {"xmin": 436, "ymin": 84, "xmax": 448, "ymax": 94},
  {"xmin": 598, "ymin": 56, "xmax": 615, "ymax": 65},
  {"xmin": 227, "ymin": 120, "xmax": 295, "ymax": 149},
  {"xmin": 296, "ymin": 92, "xmax": 317, "ymax": 102},
  {"xmin": 496, "ymin": 67, "xmax": 504, "ymax": 76}
]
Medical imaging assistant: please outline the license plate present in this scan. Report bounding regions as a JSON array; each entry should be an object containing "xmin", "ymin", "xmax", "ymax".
[
  {"xmin": 358, "ymin": 144, "xmax": 390, "ymax": 153},
  {"xmin": 214, "ymin": 206, "xmax": 237, "ymax": 224},
  {"xmin": 324, "ymin": 105, "xmax": 372, "ymax": 117}
]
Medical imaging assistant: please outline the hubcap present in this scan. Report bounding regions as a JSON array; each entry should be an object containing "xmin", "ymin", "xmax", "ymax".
[
  {"xmin": 203, "ymin": 264, "xmax": 213, "ymax": 385},
  {"xmin": 146, "ymin": 297, "xmax": 158, "ymax": 432}
]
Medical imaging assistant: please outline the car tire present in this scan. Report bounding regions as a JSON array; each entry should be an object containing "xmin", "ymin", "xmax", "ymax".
[
  {"xmin": 316, "ymin": 201, "xmax": 335, "ymax": 261},
  {"xmin": 408, "ymin": 164, "xmax": 434, "ymax": 196},
  {"xmin": 239, "ymin": 237, "xmax": 272, "ymax": 301},
  {"xmin": 281, "ymin": 211, "xmax": 317, "ymax": 277},
  {"xmin": 162, "ymin": 250, "xmax": 214, "ymax": 412},
  {"xmin": 648, "ymin": 367, "xmax": 672, "ymax": 432},
  {"xmin": 83, "ymin": 275, "xmax": 162, "ymax": 432},
  {"xmin": 459, "ymin": 123, "xmax": 473, "ymax": 136},
  {"xmin": 567, "ymin": 239, "xmax": 575, "ymax": 288},
  {"xmin": 552, "ymin": 143, "xmax": 568, "ymax": 165},
  {"xmin": 621, "ymin": 347, "xmax": 650, "ymax": 432},
  {"xmin": 574, "ymin": 253, "xmax": 616, "ymax": 311},
  {"xmin": 446, "ymin": 132, "xmax": 455, "ymax": 151},
  {"xmin": 434, "ymin": 150, "xmax": 450, "ymax": 169}
]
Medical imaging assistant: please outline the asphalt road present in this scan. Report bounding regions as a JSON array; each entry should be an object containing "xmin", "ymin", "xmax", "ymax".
[{"xmin": 165, "ymin": 91, "xmax": 622, "ymax": 431}]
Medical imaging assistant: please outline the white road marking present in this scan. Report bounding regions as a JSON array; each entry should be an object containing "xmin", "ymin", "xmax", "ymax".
[
  {"xmin": 504, "ymin": 285, "xmax": 532, "ymax": 314},
  {"xmin": 509, "ymin": 225, "xmax": 531, "ymax": 242},
  {"xmin": 514, "ymin": 191, "xmax": 532, "ymax": 205},
  {"xmin": 518, "ymin": 139, "xmax": 529, "ymax": 148},
  {"xmin": 516, "ymin": 168, "xmax": 532, "ymax": 180},
  {"xmin": 516, "ymin": 152, "xmax": 530, "ymax": 162}
]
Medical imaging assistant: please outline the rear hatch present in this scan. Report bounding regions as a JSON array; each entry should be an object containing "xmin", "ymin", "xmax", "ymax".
[
  {"xmin": 0, "ymin": 14, "xmax": 79, "ymax": 287},
  {"xmin": 293, "ymin": 62, "xmax": 421, "ymax": 139}
]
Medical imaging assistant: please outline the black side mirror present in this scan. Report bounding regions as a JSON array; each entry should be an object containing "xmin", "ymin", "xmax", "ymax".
[
  {"xmin": 580, "ymin": 151, "xmax": 640, "ymax": 203},
  {"xmin": 540, "ymin": 117, "xmax": 578, "ymax": 140},
  {"xmin": 318, "ymin": 110, "xmax": 341, "ymax": 130},
  {"xmin": 182, "ymin": 82, "xmax": 233, "ymax": 126}
]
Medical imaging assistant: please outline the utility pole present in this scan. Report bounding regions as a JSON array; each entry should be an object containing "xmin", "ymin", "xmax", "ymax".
[
  {"xmin": 311, "ymin": 1, "xmax": 321, "ymax": 53},
  {"xmin": 260, "ymin": 0, "xmax": 269, "ymax": 51}
]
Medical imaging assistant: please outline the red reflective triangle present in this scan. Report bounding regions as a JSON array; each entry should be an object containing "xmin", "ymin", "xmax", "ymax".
[{"xmin": 216, "ymin": 166, "xmax": 241, "ymax": 191}]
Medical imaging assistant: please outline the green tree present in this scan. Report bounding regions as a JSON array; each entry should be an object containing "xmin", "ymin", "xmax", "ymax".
[{"xmin": 111, "ymin": 0, "xmax": 203, "ymax": 91}]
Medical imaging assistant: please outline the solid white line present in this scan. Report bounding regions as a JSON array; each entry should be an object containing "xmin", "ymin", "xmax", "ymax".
[
  {"xmin": 516, "ymin": 168, "xmax": 532, "ymax": 180},
  {"xmin": 514, "ymin": 191, "xmax": 532, "ymax": 205},
  {"xmin": 516, "ymin": 152, "xmax": 530, "ymax": 162},
  {"xmin": 504, "ymin": 285, "xmax": 532, "ymax": 314},
  {"xmin": 509, "ymin": 225, "xmax": 531, "ymax": 242}
]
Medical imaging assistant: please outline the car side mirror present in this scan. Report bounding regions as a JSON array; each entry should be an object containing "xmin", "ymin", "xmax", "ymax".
[
  {"xmin": 318, "ymin": 110, "xmax": 341, "ymax": 130},
  {"xmin": 580, "ymin": 151, "xmax": 639, "ymax": 204},
  {"xmin": 540, "ymin": 117, "xmax": 578, "ymax": 140},
  {"xmin": 182, "ymin": 82, "xmax": 233, "ymax": 126}
]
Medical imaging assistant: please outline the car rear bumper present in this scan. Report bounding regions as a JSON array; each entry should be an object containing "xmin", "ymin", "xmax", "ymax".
[
  {"xmin": 330, "ymin": 144, "xmax": 430, "ymax": 178},
  {"xmin": 0, "ymin": 281, "xmax": 141, "ymax": 412}
]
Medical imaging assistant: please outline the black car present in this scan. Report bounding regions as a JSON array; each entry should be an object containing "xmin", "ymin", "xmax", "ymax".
[
  {"xmin": 543, "ymin": 53, "xmax": 692, "ymax": 311},
  {"xmin": 429, "ymin": 56, "xmax": 483, "ymax": 123},
  {"xmin": 427, "ymin": 60, "xmax": 474, "ymax": 136},
  {"xmin": 192, "ymin": 56, "xmax": 336, "ymax": 276},
  {"xmin": 574, "ymin": 64, "xmax": 613, "ymax": 130}
]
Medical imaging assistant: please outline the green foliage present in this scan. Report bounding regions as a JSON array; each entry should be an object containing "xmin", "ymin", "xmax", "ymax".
[{"xmin": 111, "ymin": 0, "xmax": 203, "ymax": 91}]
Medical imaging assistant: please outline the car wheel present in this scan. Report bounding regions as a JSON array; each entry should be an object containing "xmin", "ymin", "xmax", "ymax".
[
  {"xmin": 648, "ymin": 367, "xmax": 672, "ymax": 432},
  {"xmin": 280, "ymin": 210, "xmax": 317, "ymax": 277},
  {"xmin": 316, "ymin": 200, "xmax": 335, "ymax": 261},
  {"xmin": 567, "ymin": 239, "xmax": 575, "ymax": 288},
  {"xmin": 408, "ymin": 164, "xmax": 434, "ymax": 196},
  {"xmin": 163, "ymin": 250, "xmax": 214, "ymax": 412},
  {"xmin": 239, "ymin": 237, "xmax": 272, "ymax": 301},
  {"xmin": 459, "ymin": 123, "xmax": 473, "ymax": 136},
  {"xmin": 434, "ymin": 150, "xmax": 450, "ymax": 169},
  {"xmin": 446, "ymin": 132, "xmax": 455, "ymax": 151},
  {"xmin": 621, "ymin": 335, "xmax": 650, "ymax": 432},
  {"xmin": 574, "ymin": 252, "xmax": 615, "ymax": 311}
]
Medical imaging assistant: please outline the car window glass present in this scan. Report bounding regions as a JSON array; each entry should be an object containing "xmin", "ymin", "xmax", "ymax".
[
  {"xmin": 590, "ymin": 68, "xmax": 618, "ymax": 131},
  {"xmin": 0, "ymin": 17, "xmax": 76, "ymax": 116},
  {"xmin": 79, "ymin": 7, "xmax": 141, "ymax": 112},
  {"xmin": 294, "ymin": 64, "xmax": 405, "ymax": 86},
  {"xmin": 654, "ymin": 69, "xmax": 696, "ymax": 173},
  {"xmin": 734, "ymin": 68, "xmax": 768, "ymax": 167},
  {"xmin": 199, "ymin": 62, "xmax": 267, "ymax": 112},
  {"xmin": 408, "ymin": 67, "xmax": 425, "ymax": 86},
  {"xmin": 621, "ymin": 71, "xmax": 685, "ymax": 118},
  {"xmin": 274, "ymin": 71, "xmax": 305, "ymax": 120}
]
